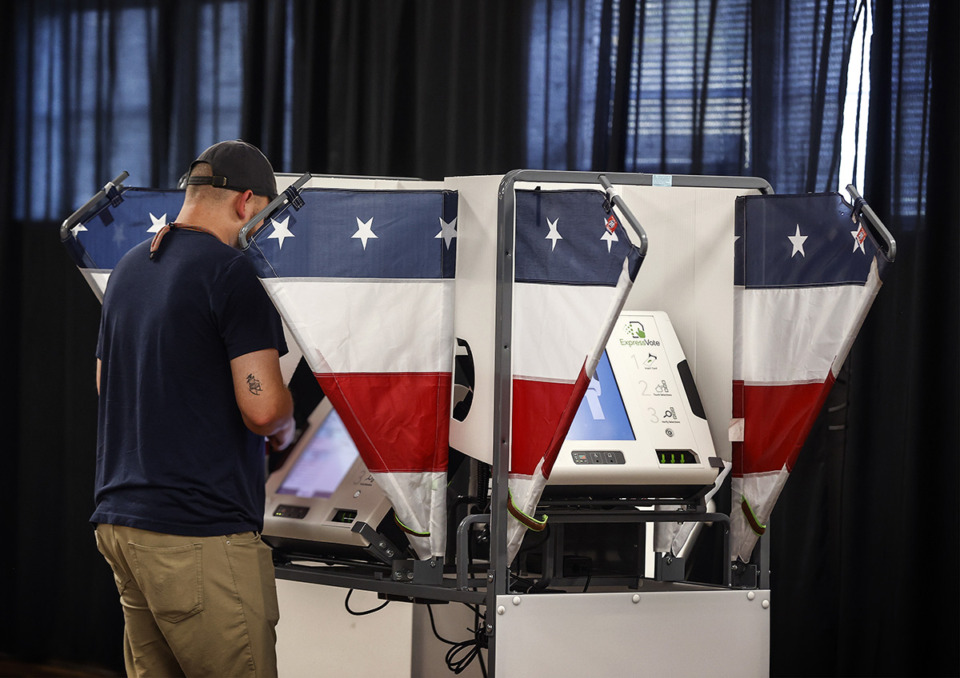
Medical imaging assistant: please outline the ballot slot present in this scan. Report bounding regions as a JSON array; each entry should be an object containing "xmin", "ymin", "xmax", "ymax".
[{"xmin": 545, "ymin": 310, "xmax": 721, "ymax": 500}]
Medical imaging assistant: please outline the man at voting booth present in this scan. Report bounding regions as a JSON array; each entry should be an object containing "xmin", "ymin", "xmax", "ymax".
[{"xmin": 91, "ymin": 140, "xmax": 295, "ymax": 677}]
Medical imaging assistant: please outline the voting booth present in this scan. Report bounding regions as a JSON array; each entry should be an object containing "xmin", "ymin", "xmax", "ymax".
[{"xmin": 62, "ymin": 168, "xmax": 894, "ymax": 677}]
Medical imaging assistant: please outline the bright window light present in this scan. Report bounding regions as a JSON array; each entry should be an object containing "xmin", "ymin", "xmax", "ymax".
[{"xmin": 838, "ymin": 1, "xmax": 872, "ymax": 195}]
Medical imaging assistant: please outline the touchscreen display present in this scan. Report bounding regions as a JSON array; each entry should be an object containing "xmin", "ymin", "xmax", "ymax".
[
  {"xmin": 276, "ymin": 408, "xmax": 359, "ymax": 498},
  {"xmin": 565, "ymin": 351, "xmax": 635, "ymax": 441}
]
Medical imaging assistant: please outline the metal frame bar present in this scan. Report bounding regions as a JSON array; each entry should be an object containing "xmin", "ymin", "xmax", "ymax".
[
  {"xmin": 275, "ymin": 562, "xmax": 487, "ymax": 605},
  {"xmin": 59, "ymin": 171, "xmax": 130, "ymax": 242},
  {"xmin": 846, "ymin": 184, "xmax": 897, "ymax": 262},
  {"xmin": 239, "ymin": 172, "xmax": 442, "ymax": 249},
  {"xmin": 496, "ymin": 169, "xmax": 773, "ymax": 194},
  {"xmin": 239, "ymin": 171, "xmax": 313, "ymax": 249}
]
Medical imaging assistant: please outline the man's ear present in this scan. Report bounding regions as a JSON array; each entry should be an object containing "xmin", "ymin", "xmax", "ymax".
[{"xmin": 234, "ymin": 190, "xmax": 255, "ymax": 221}]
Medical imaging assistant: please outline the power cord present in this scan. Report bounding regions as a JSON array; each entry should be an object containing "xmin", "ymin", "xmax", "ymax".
[
  {"xmin": 343, "ymin": 588, "xmax": 390, "ymax": 616},
  {"xmin": 426, "ymin": 603, "xmax": 488, "ymax": 677},
  {"xmin": 343, "ymin": 590, "xmax": 488, "ymax": 675}
]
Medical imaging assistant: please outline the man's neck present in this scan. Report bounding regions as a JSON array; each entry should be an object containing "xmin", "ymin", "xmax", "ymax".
[{"xmin": 174, "ymin": 206, "xmax": 238, "ymax": 247}]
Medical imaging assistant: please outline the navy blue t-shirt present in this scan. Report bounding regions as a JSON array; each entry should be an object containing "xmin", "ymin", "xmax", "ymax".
[{"xmin": 93, "ymin": 228, "xmax": 287, "ymax": 536}]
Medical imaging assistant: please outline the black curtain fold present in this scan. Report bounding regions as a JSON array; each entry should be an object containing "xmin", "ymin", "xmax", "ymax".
[
  {"xmin": 162, "ymin": 2, "xmax": 204, "ymax": 181},
  {"xmin": 250, "ymin": 0, "xmax": 526, "ymax": 179},
  {"xmin": 242, "ymin": 0, "xmax": 288, "ymax": 160},
  {"xmin": 9, "ymin": 224, "xmax": 105, "ymax": 666},
  {"xmin": 603, "ymin": 0, "xmax": 637, "ymax": 171},
  {"xmin": 590, "ymin": 0, "xmax": 617, "ymax": 167},
  {"xmin": 849, "ymin": 0, "xmax": 958, "ymax": 673},
  {"xmin": 395, "ymin": 0, "xmax": 526, "ymax": 177},
  {"xmin": 0, "ymin": 0, "xmax": 22, "ymax": 662},
  {"xmin": 751, "ymin": 0, "xmax": 860, "ymax": 192},
  {"xmin": 689, "ymin": 0, "xmax": 719, "ymax": 175}
]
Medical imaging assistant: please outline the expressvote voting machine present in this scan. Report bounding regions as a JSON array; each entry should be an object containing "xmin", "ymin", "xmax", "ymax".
[
  {"xmin": 261, "ymin": 398, "xmax": 395, "ymax": 560},
  {"xmin": 62, "ymin": 167, "xmax": 894, "ymax": 677},
  {"xmin": 547, "ymin": 310, "xmax": 720, "ymax": 498}
]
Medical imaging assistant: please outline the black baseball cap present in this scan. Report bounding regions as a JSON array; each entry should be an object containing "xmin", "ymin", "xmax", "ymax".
[{"xmin": 186, "ymin": 140, "xmax": 278, "ymax": 200}]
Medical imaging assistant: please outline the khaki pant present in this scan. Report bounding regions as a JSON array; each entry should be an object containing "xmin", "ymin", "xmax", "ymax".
[{"xmin": 95, "ymin": 524, "xmax": 280, "ymax": 678}]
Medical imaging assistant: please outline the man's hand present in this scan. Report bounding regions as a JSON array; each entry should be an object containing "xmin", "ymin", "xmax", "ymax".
[{"xmin": 267, "ymin": 416, "xmax": 296, "ymax": 453}]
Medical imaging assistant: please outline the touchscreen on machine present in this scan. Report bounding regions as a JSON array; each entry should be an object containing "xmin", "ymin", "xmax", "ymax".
[
  {"xmin": 565, "ymin": 350, "xmax": 635, "ymax": 441},
  {"xmin": 276, "ymin": 407, "xmax": 360, "ymax": 498}
]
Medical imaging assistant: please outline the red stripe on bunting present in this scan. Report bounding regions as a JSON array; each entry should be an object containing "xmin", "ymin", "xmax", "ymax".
[
  {"xmin": 314, "ymin": 372, "xmax": 451, "ymax": 473},
  {"xmin": 511, "ymin": 365, "xmax": 590, "ymax": 479},
  {"xmin": 732, "ymin": 374, "xmax": 837, "ymax": 477}
]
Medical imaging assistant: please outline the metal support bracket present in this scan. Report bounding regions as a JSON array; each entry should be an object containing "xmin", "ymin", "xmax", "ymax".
[
  {"xmin": 351, "ymin": 521, "xmax": 402, "ymax": 565},
  {"xmin": 390, "ymin": 557, "xmax": 444, "ymax": 586}
]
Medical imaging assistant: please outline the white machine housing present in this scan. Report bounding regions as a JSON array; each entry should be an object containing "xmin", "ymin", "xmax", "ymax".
[
  {"xmin": 262, "ymin": 398, "xmax": 393, "ymax": 555},
  {"xmin": 546, "ymin": 310, "xmax": 721, "ymax": 497}
]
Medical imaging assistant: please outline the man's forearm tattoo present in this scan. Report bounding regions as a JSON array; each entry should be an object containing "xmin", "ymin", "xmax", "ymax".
[{"xmin": 246, "ymin": 373, "xmax": 263, "ymax": 396}]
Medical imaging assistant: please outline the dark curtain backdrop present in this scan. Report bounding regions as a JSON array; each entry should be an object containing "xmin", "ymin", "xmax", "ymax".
[
  {"xmin": 2, "ymin": 1, "xmax": 957, "ymax": 676},
  {"xmin": 526, "ymin": 0, "xmax": 865, "ymax": 188},
  {"xmin": 770, "ymin": 2, "xmax": 958, "ymax": 677},
  {"xmin": 244, "ymin": 1, "xmax": 525, "ymax": 179},
  {"xmin": 751, "ymin": 0, "xmax": 862, "ymax": 193}
]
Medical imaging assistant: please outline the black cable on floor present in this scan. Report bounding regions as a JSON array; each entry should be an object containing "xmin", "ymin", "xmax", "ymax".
[{"xmin": 426, "ymin": 603, "xmax": 488, "ymax": 677}]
